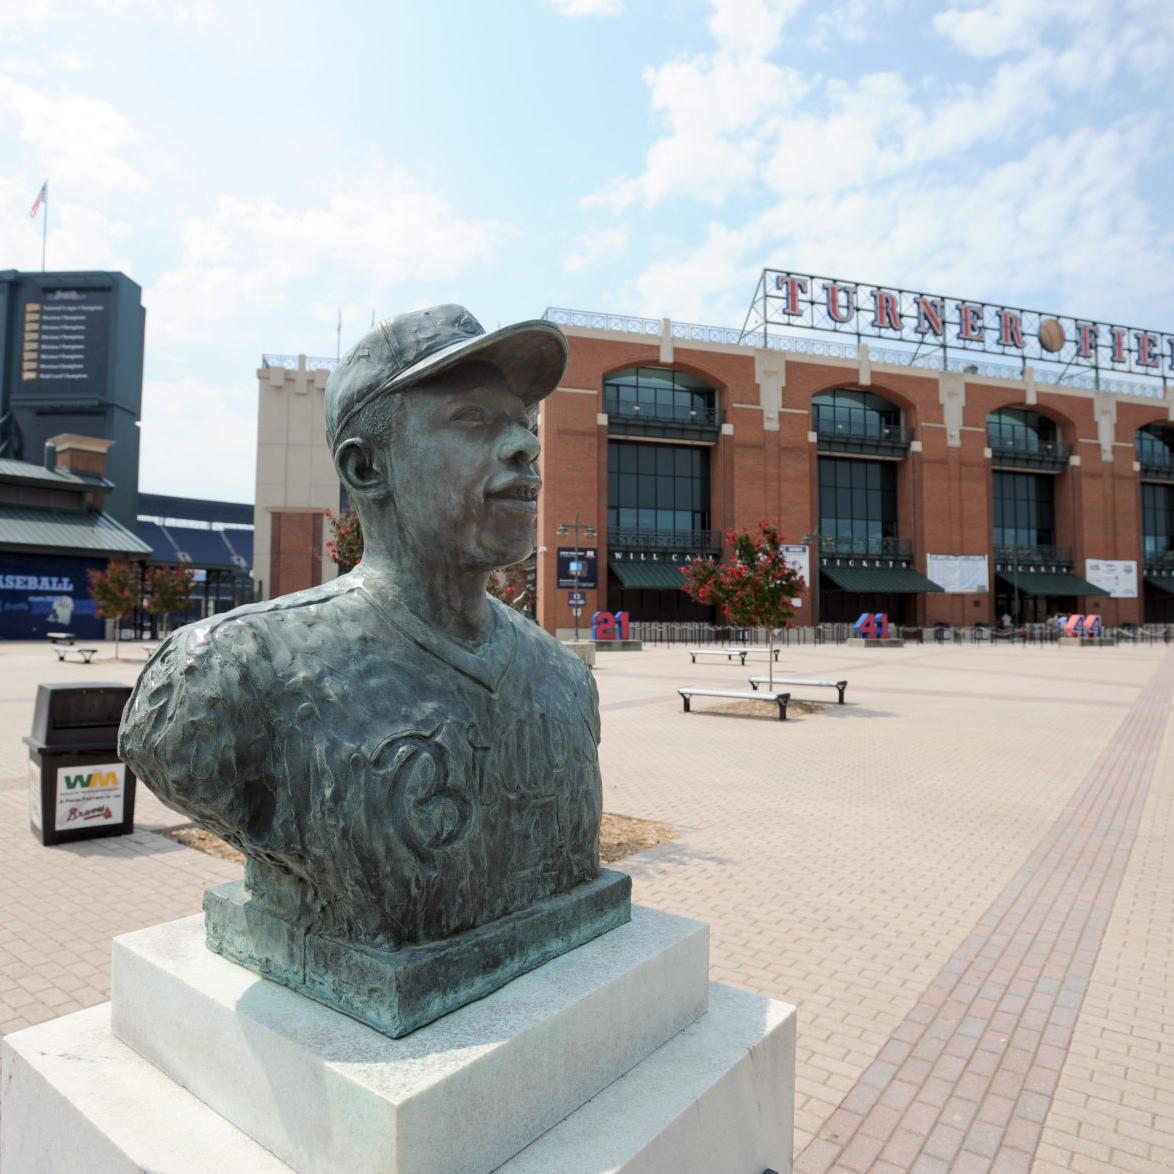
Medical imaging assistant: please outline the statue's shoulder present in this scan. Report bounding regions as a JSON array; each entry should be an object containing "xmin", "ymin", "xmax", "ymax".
[{"xmin": 141, "ymin": 576, "xmax": 364, "ymax": 681}]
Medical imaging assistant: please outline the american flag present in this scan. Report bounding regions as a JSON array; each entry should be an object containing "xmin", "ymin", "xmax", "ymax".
[{"xmin": 29, "ymin": 181, "xmax": 47, "ymax": 218}]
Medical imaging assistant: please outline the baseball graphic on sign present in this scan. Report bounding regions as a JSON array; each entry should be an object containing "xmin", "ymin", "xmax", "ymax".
[{"xmin": 1038, "ymin": 318, "xmax": 1065, "ymax": 353}]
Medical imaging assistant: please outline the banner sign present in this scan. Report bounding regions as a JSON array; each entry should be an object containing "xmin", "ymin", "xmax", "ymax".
[
  {"xmin": 926, "ymin": 554, "xmax": 990, "ymax": 594},
  {"xmin": 0, "ymin": 554, "xmax": 104, "ymax": 640},
  {"xmin": 782, "ymin": 544, "xmax": 809, "ymax": 608},
  {"xmin": 750, "ymin": 269, "xmax": 1174, "ymax": 386},
  {"xmin": 556, "ymin": 547, "xmax": 597, "ymax": 589},
  {"xmin": 1084, "ymin": 559, "xmax": 1138, "ymax": 599}
]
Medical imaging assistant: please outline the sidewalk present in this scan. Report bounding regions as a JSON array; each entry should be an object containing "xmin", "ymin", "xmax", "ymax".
[{"xmin": 1, "ymin": 637, "xmax": 1172, "ymax": 1171}]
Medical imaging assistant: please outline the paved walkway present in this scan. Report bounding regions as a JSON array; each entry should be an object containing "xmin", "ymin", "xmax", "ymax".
[{"xmin": 1, "ymin": 636, "xmax": 1172, "ymax": 1172}]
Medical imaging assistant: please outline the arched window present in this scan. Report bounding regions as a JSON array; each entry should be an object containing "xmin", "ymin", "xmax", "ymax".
[
  {"xmin": 987, "ymin": 408, "xmax": 1059, "ymax": 455},
  {"xmin": 603, "ymin": 367, "xmax": 717, "ymax": 424},
  {"xmin": 812, "ymin": 389, "xmax": 902, "ymax": 440},
  {"xmin": 1136, "ymin": 423, "xmax": 1174, "ymax": 471}
]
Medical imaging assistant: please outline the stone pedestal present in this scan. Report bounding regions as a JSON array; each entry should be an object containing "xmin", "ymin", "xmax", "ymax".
[
  {"xmin": 847, "ymin": 637, "xmax": 906, "ymax": 648},
  {"xmin": 2, "ymin": 907, "xmax": 796, "ymax": 1174},
  {"xmin": 560, "ymin": 639, "xmax": 596, "ymax": 667}
]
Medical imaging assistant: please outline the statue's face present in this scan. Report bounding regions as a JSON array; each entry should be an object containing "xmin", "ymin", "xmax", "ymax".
[{"xmin": 383, "ymin": 363, "xmax": 540, "ymax": 571}]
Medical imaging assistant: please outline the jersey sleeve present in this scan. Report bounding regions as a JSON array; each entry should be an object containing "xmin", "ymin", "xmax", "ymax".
[{"xmin": 118, "ymin": 617, "xmax": 273, "ymax": 844}]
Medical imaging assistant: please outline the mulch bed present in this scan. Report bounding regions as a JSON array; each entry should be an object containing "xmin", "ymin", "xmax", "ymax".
[{"xmin": 167, "ymin": 811, "xmax": 677, "ymax": 867}]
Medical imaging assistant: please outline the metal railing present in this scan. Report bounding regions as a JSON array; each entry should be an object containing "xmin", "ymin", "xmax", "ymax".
[
  {"xmin": 629, "ymin": 620, "xmax": 1174, "ymax": 647},
  {"xmin": 603, "ymin": 398, "xmax": 722, "ymax": 427},
  {"xmin": 994, "ymin": 544, "xmax": 1073, "ymax": 566},
  {"xmin": 988, "ymin": 432, "xmax": 1070, "ymax": 458},
  {"xmin": 610, "ymin": 528, "xmax": 722, "ymax": 551},
  {"xmin": 261, "ymin": 354, "xmax": 338, "ymax": 372},
  {"xmin": 1139, "ymin": 458, "xmax": 1174, "ymax": 482},
  {"xmin": 542, "ymin": 308, "xmax": 1168, "ymax": 398},
  {"xmin": 819, "ymin": 535, "xmax": 913, "ymax": 559},
  {"xmin": 814, "ymin": 418, "xmax": 912, "ymax": 445}
]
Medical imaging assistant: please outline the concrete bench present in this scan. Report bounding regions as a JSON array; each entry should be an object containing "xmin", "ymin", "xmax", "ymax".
[
  {"xmin": 46, "ymin": 632, "xmax": 75, "ymax": 646},
  {"xmin": 678, "ymin": 687, "xmax": 790, "ymax": 721},
  {"xmin": 687, "ymin": 648, "xmax": 781, "ymax": 665},
  {"xmin": 55, "ymin": 647, "xmax": 98, "ymax": 664},
  {"xmin": 749, "ymin": 676, "xmax": 848, "ymax": 704},
  {"xmin": 136, "ymin": 644, "xmax": 161, "ymax": 658}
]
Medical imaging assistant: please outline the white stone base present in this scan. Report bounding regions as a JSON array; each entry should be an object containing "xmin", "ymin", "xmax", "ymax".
[
  {"xmin": 2, "ymin": 985, "xmax": 794, "ymax": 1174},
  {"xmin": 110, "ymin": 906, "xmax": 709, "ymax": 1174},
  {"xmin": 2, "ymin": 904, "xmax": 796, "ymax": 1174},
  {"xmin": 0, "ymin": 1004, "xmax": 291, "ymax": 1174}
]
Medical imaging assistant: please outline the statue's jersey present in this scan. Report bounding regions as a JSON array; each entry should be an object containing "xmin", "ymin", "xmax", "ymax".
[{"xmin": 119, "ymin": 571, "xmax": 602, "ymax": 947}]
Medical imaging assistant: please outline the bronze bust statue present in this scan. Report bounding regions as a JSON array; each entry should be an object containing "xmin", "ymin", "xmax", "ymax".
[{"xmin": 119, "ymin": 306, "xmax": 630, "ymax": 1036}]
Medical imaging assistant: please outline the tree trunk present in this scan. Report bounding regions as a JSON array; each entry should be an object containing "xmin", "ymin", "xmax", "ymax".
[
  {"xmin": 113, "ymin": 619, "xmax": 120, "ymax": 661},
  {"xmin": 767, "ymin": 629, "xmax": 774, "ymax": 691}
]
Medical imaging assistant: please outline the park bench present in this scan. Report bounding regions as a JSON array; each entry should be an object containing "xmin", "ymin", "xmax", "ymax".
[
  {"xmin": 688, "ymin": 647, "xmax": 781, "ymax": 665},
  {"xmin": 677, "ymin": 687, "xmax": 790, "ymax": 721},
  {"xmin": 46, "ymin": 632, "xmax": 75, "ymax": 646},
  {"xmin": 748, "ymin": 676, "xmax": 848, "ymax": 704},
  {"xmin": 136, "ymin": 644, "xmax": 160, "ymax": 658},
  {"xmin": 54, "ymin": 647, "xmax": 98, "ymax": 664}
]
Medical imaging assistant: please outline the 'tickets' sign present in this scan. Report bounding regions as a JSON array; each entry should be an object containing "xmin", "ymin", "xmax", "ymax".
[
  {"xmin": 751, "ymin": 269, "xmax": 1174, "ymax": 384},
  {"xmin": 54, "ymin": 762, "xmax": 125, "ymax": 830}
]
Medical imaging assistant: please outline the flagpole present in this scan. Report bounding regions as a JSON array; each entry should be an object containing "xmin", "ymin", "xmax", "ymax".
[{"xmin": 41, "ymin": 183, "xmax": 47, "ymax": 272}]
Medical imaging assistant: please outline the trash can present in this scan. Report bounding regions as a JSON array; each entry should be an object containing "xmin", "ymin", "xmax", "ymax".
[{"xmin": 23, "ymin": 682, "xmax": 136, "ymax": 846}]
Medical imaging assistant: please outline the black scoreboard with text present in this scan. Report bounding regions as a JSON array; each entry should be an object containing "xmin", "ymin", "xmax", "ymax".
[{"xmin": 0, "ymin": 270, "xmax": 145, "ymax": 528}]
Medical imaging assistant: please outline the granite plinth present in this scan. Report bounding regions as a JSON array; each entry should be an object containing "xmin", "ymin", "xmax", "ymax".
[
  {"xmin": 107, "ymin": 905, "xmax": 709, "ymax": 1174},
  {"xmin": 1, "ymin": 982, "xmax": 795, "ymax": 1174},
  {"xmin": 204, "ymin": 868, "xmax": 631, "ymax": 1038}
]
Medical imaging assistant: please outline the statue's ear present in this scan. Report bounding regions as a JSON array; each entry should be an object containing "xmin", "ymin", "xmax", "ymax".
[{"xmin": 335, "ymin": 438, "xmax": 386, "ymax": 498}]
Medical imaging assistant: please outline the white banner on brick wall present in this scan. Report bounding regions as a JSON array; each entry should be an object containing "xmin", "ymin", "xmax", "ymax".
[
  {"xmin": 926, "ymin": 554, "xmax": 990, "ymax": 594},
  {"xmin": 1084, "ymin": 559, "xmax": 1138, "ymax": 599},
  {"xmin": 782, "ymin": 544, "xmax": 810, "ymax": 608}
]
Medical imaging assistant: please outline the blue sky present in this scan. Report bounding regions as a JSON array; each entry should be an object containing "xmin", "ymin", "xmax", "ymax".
[{"xmin": 2, "ymin": 0, "xmax": 1171, "ymax": 501}]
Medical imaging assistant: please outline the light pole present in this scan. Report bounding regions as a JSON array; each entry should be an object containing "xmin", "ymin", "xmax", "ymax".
[
  {"xmin": 556, "ymin": 513, "xmax": 597, "ymax": 642},
  {"xmin": 802, "ymin": 532, "xmax": 821, "ymax": 639}
]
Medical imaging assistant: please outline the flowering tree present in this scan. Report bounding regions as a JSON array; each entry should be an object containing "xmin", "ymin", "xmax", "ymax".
[
  {"xmin": 488, "ymin": 563, "xmax": 530, "ymax": 614},
  {"xmin": 86, "ymin": 560, "xmax": 140, "ymax": 659},
  {"xmin": 144, "ymin": 563, "xmax": 196, "ymax": 636},
  {"xmin": 326, "ymin": 509, "xmax": 364, "ymax": 570},
  {"xmin": 679, "ymin": 522, "xmax": 806, "ymax": 690}
]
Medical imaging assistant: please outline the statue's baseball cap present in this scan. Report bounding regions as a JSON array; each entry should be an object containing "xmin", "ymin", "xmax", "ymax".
[{"xmin": 325, "ymin": 305, "xmax": 568, "ymax": 448}]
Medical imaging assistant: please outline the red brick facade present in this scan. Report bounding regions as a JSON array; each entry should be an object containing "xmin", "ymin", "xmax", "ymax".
[
  {"xmin": 536, "ymin": 328, "xmax": 1174, "ymax": 634},
  {"xmin": 268, "ymin": 509, "xmax": 324, "ymax": 598}
]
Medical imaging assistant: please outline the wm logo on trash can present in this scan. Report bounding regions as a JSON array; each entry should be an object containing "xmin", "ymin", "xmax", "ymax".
[{"xmin": 63, "ymin": 771, "xmax": 120, "ymax": 790}]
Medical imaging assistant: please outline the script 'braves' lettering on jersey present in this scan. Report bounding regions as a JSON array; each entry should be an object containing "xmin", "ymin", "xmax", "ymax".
[{"xmin": 120, "ymin": 571, "xmax": 603, "ymax": 946}]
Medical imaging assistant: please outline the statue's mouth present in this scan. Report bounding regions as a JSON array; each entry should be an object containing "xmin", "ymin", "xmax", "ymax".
[{"xmin": 485, "ymin": 477, "xmax": 541, "ymax": 511}]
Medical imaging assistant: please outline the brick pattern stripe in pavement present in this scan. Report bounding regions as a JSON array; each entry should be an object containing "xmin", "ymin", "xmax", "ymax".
[{"xmin": 796, "ymin": 651, "xmax": 1174, "ymax": 1174}]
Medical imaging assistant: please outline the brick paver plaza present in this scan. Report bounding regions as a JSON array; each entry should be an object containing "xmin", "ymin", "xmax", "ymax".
[{"xmin": 1, "ymin": 637, "xmax": 1172, "ymax": 1171}]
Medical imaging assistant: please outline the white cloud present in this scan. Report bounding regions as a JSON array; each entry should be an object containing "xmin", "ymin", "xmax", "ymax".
[
  {"xmin": 138, "ymin": 375, "xmax": 257, "ymax": 502},
  {"xmin": 565, "ymin": 225, "xmax": 629, "ymax": 272},
  {"xmin": 583, "ymin": 6, "xmax": 808, "ymax": 211},
  {"xmin": 547, "ymin": 0, "xmax": 622, "ymax": 15},
  {"xmin": 0, "ymin": 68, "xmax": 147, "ymax": 193},
  {"xmin": 0, "ymin": 0, "xmax": 214, "ymax": 39},
  {"xmin": 591, "ymin": 0, "xmax": 1174, "ymax": 329},
  {"xmin": 148, "ymin": 170, "xmax": 512, "ymax": 346}
]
